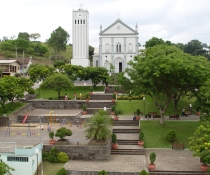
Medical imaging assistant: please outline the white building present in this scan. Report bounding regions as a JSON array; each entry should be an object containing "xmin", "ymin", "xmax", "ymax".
[
  {"xmin": 71, "ymin": 5, "xmax": 90, "ymax": 67},
  {"xmin": 93, "ymin": 18, "xmax": 139, "ymax": 73}
]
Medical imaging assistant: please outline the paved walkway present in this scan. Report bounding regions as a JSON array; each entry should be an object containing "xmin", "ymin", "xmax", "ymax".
[{"xmin": 0, "ymin": 110, "xmax": 204, "ymax": 173}]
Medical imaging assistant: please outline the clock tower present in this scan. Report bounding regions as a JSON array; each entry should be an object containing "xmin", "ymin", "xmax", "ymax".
[{"xmin": 71, "ymin": 5, "xmax": 90, "ymax": 67}]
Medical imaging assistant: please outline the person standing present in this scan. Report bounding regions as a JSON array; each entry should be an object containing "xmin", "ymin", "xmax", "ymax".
[
  {"xmin": 65, "ymin": 94, "xmax": 68, "ymax": 100},
  {"xmin": 80, "ymin": 92, "xmax": 82, "ymax": 100},
  {"xmin": 189, "ymin": 103, "xmax": 192, "ymax": 114},
  {"xmin": 74, "ymin": 93, "xmax": 77, "ymax": 100}
]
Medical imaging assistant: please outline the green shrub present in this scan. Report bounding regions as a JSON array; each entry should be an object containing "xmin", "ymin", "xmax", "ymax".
[
  {"xmin": 166, "ymin": 130, "xmax": 176, "ymax": 142},
  {"xmin": 136, "ymin": 109, "xmax": 140, "ymax": 116},
  {"xmin": 57, "ymin": 152, "xmax": 68, "ymax": 163},
  {"xmin": 28, "ymin": 87, "xmax": 35, "ymax": 94},
  {"xmin": 149, "ymin": 152, "xmax": 156, "ymax": 164},
  {"xmin": 112, "ymin": 94, "xmax": 116, "ymax": 99},
  {"xmin": 42, "ymin": 151, "xmax": 49, "ymax": 161},
  {"xmin": 48, "ymin": 148, "xmax": 59, "ymax": 163},
  {"xmin": 98, "ymin": 170, "xmax": 108, "ymax": 175},
  {"xmin": 15, "ymin": 73, "xmax": 21, "ymax": 77},
  {"xmin": 83, "ymin": 105, "xmax": 87, "ymax": 111},
  {"xmin": 112, "ymin": 133, "xmax": 117, "ymax": 144},
  {"xmin": 55, "ymin": 127, "xmax": 72, "ymax": 140},
  {"xmin": 111, "ymin": 106, "xmax": 115, "ymax": 112},
  {"xmin": 56, "ymin": 168, "xmax": 68, "ymax": 175},
  {"xmin": 139, "ymin": 170, "xmax": 149, "ymax": 175},
  {"xmin": 49, "ymin": 131, "xmax": 54, "ymax": 140},
  {"xmin": 139, "ymin": 131, "xmax": 144, "ymax": 141}
]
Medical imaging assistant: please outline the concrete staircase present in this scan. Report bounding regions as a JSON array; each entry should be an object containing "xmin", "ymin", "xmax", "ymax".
[{"xmin": 112, "ymin": 119, "xmax": 145, "ymax": 155}]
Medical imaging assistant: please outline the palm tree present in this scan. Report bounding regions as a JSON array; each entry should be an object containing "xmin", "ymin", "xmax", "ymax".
[{"xmin": 85, "ymin": 110, "xmax": 112, "ymax": 140}]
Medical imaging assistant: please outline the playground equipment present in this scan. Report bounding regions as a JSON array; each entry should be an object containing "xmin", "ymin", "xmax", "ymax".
[
  {"xmin": 5, "ymin": 120, "xmax": 41, "ymax": 138},
  {"xmin": 22, "ymin": 113, "xmax": 29, "ymax": 124},
  {"xmin": 47, "ymin": 111, "xmax": 56, "ymax": 126}
]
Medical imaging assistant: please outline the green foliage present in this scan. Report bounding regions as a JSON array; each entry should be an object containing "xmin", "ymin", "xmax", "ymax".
[
  {"xmin": 189, "ymin": 124, "xmax": 210, "ymax": 165},
  {"xmin": 112, "ymin": 133, "xmax": 117, "ymax": 144},
  {"xmin": 56, "ymin": 168, "xmax": 68, "ymax": 175},
  {"xmin": 0, "ymin": 102, "xmax": 25, "ymax": 116},
  {"xmin": 136, "ymin": 109, "xmax": 141, "ymax": 116},
  {"xmin": 55, "ymin": 127, "xmax": 72, "ymax": 140},
  {"xmin": 41, "ymin": 73, "xmax": 75, "ymax": 99},
  {"xmin": 57, "ymin": 152, "xmax": 68, "ymax": 163},
  {"xmin": 83, "ymin": 105, "xmax": 87, "ymax": 111},
  {"xmin": 28, "ymin": 87, "xmax": 35, "ymax": 94},
  {"xmin": 145, "ymin": 37, "xmax": 165, "ymax": 48},
  {"xmin": 90, "ymin": 87, "xmax": 93, "ymax": 92},
  {"xmin": 42, "ymin": 151, "xmax": 49, "ymax": 161},
  {"xmin": 139, "ymin": 131, "xmax": 144, "ymax": 141},
  {"xmin": 49, "ymin": 131, "xmax": 54, "ymax": 140},
  {"xmin": 112, "ymin": 94, "xmax": 116, "ymax": 99},
  {"xmin": 149, "ymin": 152, "xmax": 156, "ymax": 164},
  {"xmin": 111, "ymin": 106, "xmax": 115, "ymax": 112},
  {"xmin": 139, "ymin": 170, "xmax": 149, "ymax": 175},
  {"xmin": 54, "ymin": 60, "xmax": 66, "ymax": 68},
  {"xmin": 117, "ymin": 95, "xmax": 143, "ymax": 100},
  {"xmin": 48, "ymin": 148, "xmax": 59, "ymax": 163},
  {"xmin": 98, "ymin": 170, "xmax": 109, "ymax": 175},
  {"xmin": 0, "ymin": 155, "xmax": 15, "ymax": 175},
  {"xmin": 18, "ymin": 32, "xmax": 30, "ymax": 41},
  {"xmin": 47, "ymin": 26, "xmax": 70, "ymax": 53},
  {"xmin": 85, "ymin": 110, "xmax": 112, "ymax": 140},
  {"xmin": 166, "ymin": 130, "xmax": 176, "ymax": 142},
  {"xmin": 86, "ymin": 93, "xmax": 90, "ymax": 99},
  {"xmin": 114, "ymin": 109, "xmax": 118, "ymax": 116}
]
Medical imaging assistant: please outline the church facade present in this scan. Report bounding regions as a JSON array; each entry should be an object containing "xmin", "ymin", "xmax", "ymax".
[{"xmin": 93, "ymin": 19, "xmax": 139, "ymax": 73}]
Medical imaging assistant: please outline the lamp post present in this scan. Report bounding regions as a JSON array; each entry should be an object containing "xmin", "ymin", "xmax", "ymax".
[
  {"xmin": 38, "ymin": 115, "xmax": 44, "ymax": 175},
  {"xmin": 39, "ymin": 82, "xmax": 41, "ymax": 98},
  {"xmin": 35, "ymin": 148, "xmax": 39, "ymax": 175},
  {"xmin": 143, "ymin": 97, "xmax": 145, "ymax": 116}
]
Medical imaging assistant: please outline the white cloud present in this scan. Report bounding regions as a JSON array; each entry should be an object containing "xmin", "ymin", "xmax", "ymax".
[{"xmin": 0, "ymin": 0, "xmax": 210, "ymax": 46}]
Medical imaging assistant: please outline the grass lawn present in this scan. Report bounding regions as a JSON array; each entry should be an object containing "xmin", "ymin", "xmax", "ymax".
[
  {"xmin": 36, "ymin": 86, "xmax": 105, "ymax": 100},
  {"xmin": 116, "ymin": 95, "xmax": 196, "ymax": 116},
  {"xmin": 38, "ymin": 161, "xmax": 65, "ymax": 175},
  {"xmin": 141, "ymin": 120, "xmax": 205, "ymax": 148},
  {"xmin": 0, "ymin": 102, "xmax": 26, "ymax": 116}
]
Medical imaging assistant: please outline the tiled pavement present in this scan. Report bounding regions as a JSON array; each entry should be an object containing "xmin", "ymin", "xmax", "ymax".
[{"xmin": 0, "ymin": 109, "xmax": 204, "ymax": 173}]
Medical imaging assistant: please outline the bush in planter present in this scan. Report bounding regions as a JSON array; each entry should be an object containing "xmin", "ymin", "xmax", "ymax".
[
  {"xmin": 149, "ymin": 152, "xmax": 156, "ymax": 164},
  {"xmin": 98, "ymin": 170, "xmax": 108, "ymax": 175},
  {"xmin": 166, "ymin": 130, "xmax": 176, "ymax": 142},
  {"xmin": 111, "ymin": 106, "xmax": 115, "ymax": 112},
  {"xmin": 56, "ymin": 168, "xmax": 68, "ymax": 175},
  {"xmin": 139, "ymin": 170, "xmax": 149, "ymax": 175},
  {"xmin": 49, "ymin": 131, "xmax": 54, "ymax": 140},
  {"xmin": 57, "ymin": 152, "xmax": 68, "ymax": 163},
  {"xmin": 114, "ymin": 109, "xmax": 118, "ymax": 116},
  {"xmin": 90, "ymin": 87, "xmax": 93, "ymax": 92},
  {"xmin": 83, "ymin": 105, "xmax": 87, "ymax": 111},
  {"xmin": 112, "ymin": 133, "xmax": 117, "ymax": 144},
  {"xmin": 112, "ymin": 93, "xmax": 116, "ymax": 99},
  {"xmin": 136, "ymin": 109, "xmax": 141, "ymax": 116},
  {"xmin": 86, "ymin": 93, "xmax": 90, "ymax": 99},
  {"xmin": 55, "ymin": 127, "xmax": 72, "ymax": 140},
  {"xmin": 139, "ymin": 131, "xmax": 144, "ymax": 141},
  {"xmin": 48, "ymin": 148, "xmax": 59, "ymax": 163}
]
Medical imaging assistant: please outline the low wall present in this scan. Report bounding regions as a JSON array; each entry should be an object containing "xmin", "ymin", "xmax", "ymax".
[
  {"xmin": 67, "ymin": 171, "xmax": 139, "ymax": 175},
  {"xmin": 43, "ymin": 139, "xmax": 111, "ymax": 160},
  {"xmin": 29, "ymin": 100, "xmax": 85, "ymax": 109}
]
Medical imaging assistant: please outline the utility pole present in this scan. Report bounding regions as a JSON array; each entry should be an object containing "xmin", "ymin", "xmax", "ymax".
[{"xmin": 15, "ymin": 46, "xmax": 17, "ymax": 58}]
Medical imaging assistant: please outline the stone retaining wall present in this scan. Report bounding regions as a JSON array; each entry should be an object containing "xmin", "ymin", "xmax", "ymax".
[
  {"xmin": 67, "ymin": 171, "xmax": 139, "ymax": 175},
  {"xmin": 43, "ymin": 139, "xmax": 111, "ymax": 160},
  {"xmin": 90, "ymin": 94, "xmax": 112, "ymax": 100},
  {"xmin": 86, "ymin": 102, "xmax": 114, "ymax": 108}
]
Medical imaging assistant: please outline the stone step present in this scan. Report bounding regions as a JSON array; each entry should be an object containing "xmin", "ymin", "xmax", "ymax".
[
  {"xmin": 117, "ymin": 140, "xmax": 139, "ymax": 145},
  {"xmin": 111, "ymin": 149, "xmax": 145, "ymax": 155},
  {"xmin": 114, "ymin": 120, "xmax": 139, "ymax": 124},
  {"xmin": 86, "ymin": 101, "xmax": 114, "ymax": 108},
  {"xmin": 90, "ymin": 94, "xmax": 113, "ymax": 100},
  {"xmin": 149, "ymin": 172, "xmax": 209, "ymax": 175},
  {"xmin": 113, "ymin": 129, "xmax": 140, "ymax": 133}
]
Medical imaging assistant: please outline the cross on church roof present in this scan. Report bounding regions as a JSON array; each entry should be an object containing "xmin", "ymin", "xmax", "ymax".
[
  {"xmin": 79, "ymin": 3, "xmax": 83, "ymax": 9},
  {"xmin": 117, "ymin": 11, "xmax": 121, "ymax": 19}
]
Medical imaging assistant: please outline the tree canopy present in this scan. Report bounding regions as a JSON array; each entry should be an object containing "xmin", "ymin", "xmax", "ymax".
[
  {"xmin": 47, "ymin": 26, "xmax": 70, "ymax": 55},
  {"xmin": 122, "ymin": 45, "xmax": 210, "ymax": 124},
  {"xmin": 40, "ymin": 73, "xmax": 74, "ymax": 98}
]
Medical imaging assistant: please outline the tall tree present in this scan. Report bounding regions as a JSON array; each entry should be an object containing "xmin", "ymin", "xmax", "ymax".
[
  {"xmin": 40, "ymin": 73, "xmax": 74, "ymax": 99},
  {"xmin": 89, "ymin": 45, "xmax": 94, "ymax": 61},
  {"xmin": 18, "ymin": 32, "xmax": 30, "ymax": 41},
  {"xmin": 47, "ymin": 26, "xmax": 70, "ymax": 58},
  {"xmin": 184, "ymin": 39, "xmax": 206, "ymax": 56},
  {"xmin": 145, "ymin": 37, "xmax": 165, "ymax": 48},
  {"xmin": 29, "ymin": 33, "xmax": 41, "ymax": 41},
  {"xmin": 123, "ymin": 45, "xmax": 210, "ymax": 124}
]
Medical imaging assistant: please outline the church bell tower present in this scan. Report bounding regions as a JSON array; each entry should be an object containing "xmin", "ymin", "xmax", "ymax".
[{"xmin": 71, "ymin": 4, "xmax": 90, "ymax": 67}]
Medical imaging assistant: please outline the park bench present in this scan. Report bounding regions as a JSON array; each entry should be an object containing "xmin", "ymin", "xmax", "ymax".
[
  {"xmin": 172, "ymin": 143, "xmax": 185, "ymax": 150},
  {"xmin": 185, "ymin": 111, "xmax": 191, "ymax": 116},
  {"xmin": 153, "ymin": 114, "xmax": 161, "ymax": 120},
  {"xmin": 169, "ymin": 115, "xmax": 180, "ymax": 120},
  {"xmin": 146, "ymin": 112, "xmax": 157, "ymax": 119}
]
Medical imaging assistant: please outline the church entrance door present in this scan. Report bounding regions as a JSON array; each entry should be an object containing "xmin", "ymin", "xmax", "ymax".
[{"xmin": 119, "ymin": 62, "xmax": 122, "ymax": 72}]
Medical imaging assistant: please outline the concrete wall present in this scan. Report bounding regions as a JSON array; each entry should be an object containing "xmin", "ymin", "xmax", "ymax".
[{"xmin": 43, "ymin": 139, "xmax": 111, "ymax": 160}]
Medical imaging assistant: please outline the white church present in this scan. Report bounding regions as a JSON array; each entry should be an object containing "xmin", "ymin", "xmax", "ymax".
[{"xmin": 71, "ymin": 5, "xmax": 141, "ymax": 73}]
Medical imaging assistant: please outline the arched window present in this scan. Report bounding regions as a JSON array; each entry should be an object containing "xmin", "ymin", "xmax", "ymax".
[
  {"xmin": 116, "ymin": 42, "xmax": 121, "ymax": 52},
  {"xmin": 83, "ymin": 20, "xmax": 85, "ymax": 24},
  {"xmin": 75, "ymin": 20, "xmax": 76, "ymax": 24},
  {"xmin": 81, "ymin": 20, "xmax": 82, "ymax": 24},
  {"xmin": 105, "ymin": 44, "xmax": 109, "ymax": 52},
  {"xmin": 78, "ymin": 20, "xmax": 79, "ymax": 24},
  {"xmin": 128, "ymin": 43, "xmax": 132, "ymax": 52}
]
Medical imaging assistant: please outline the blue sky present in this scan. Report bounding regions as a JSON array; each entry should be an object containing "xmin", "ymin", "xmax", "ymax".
[{"xmin": 1, "ymin": 0, "xmax": 210, "ymax": 47}]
